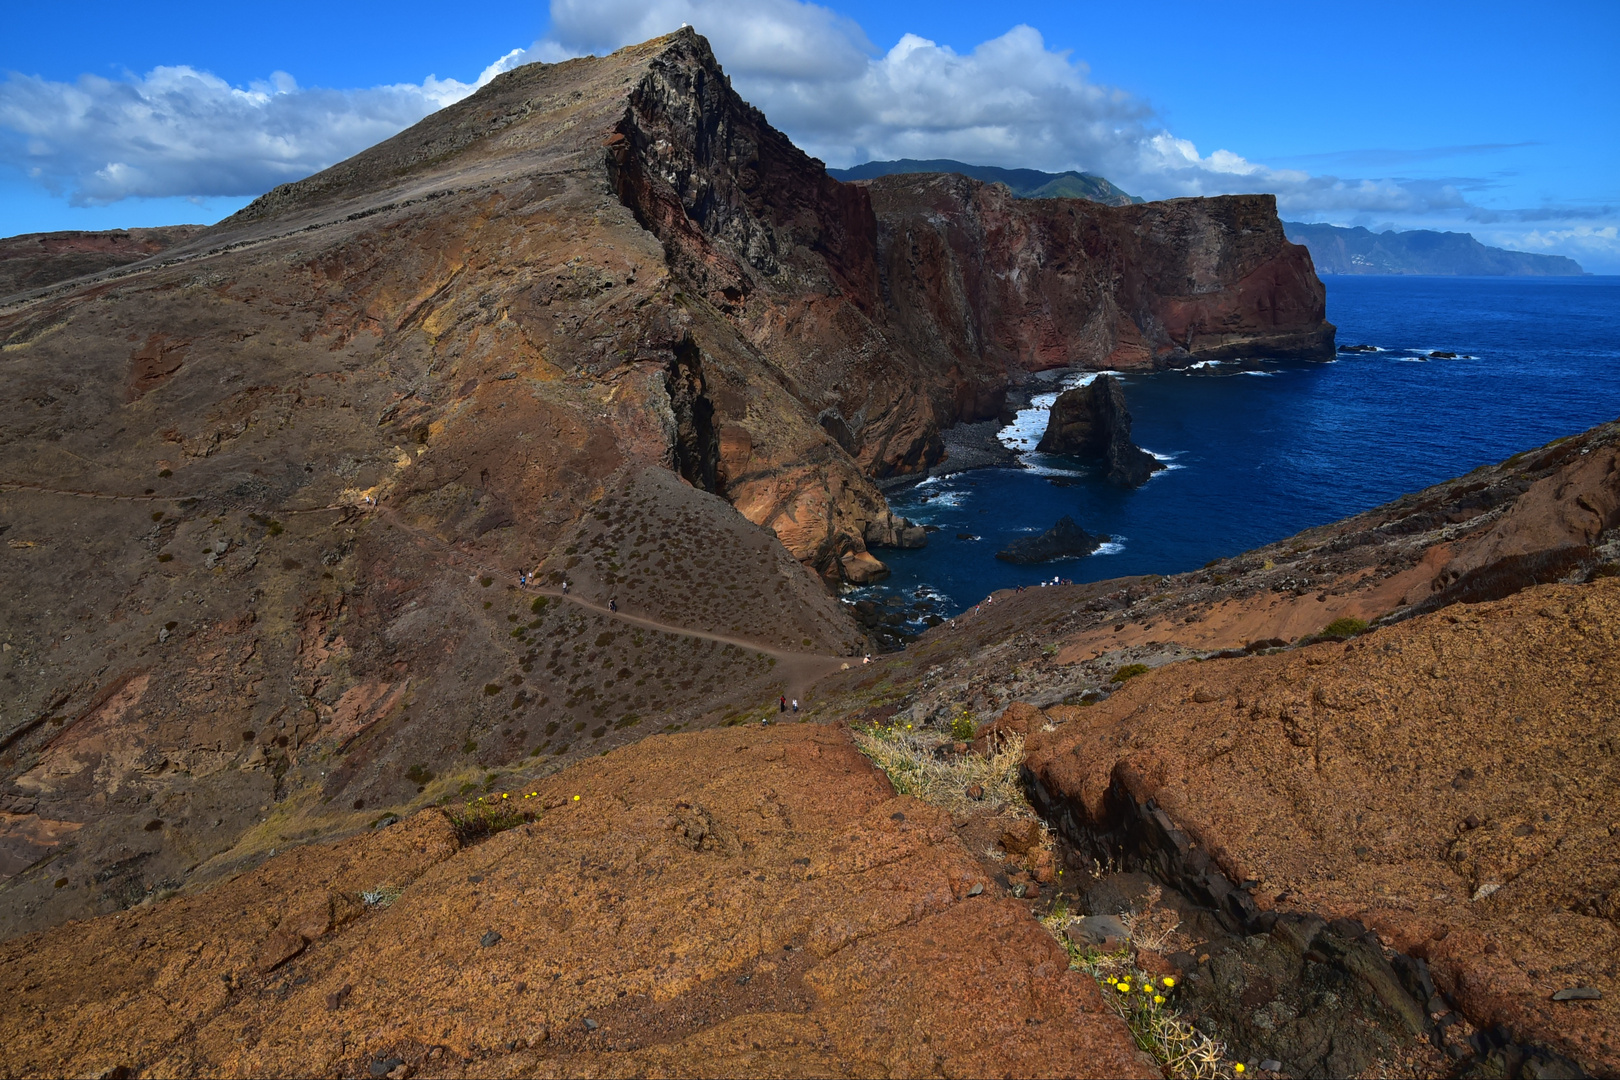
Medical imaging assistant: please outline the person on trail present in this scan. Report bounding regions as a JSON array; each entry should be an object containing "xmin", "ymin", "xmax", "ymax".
[
  {"xmin": 609, "ymin": 597, "xmax": 617, "ymax": 613},
  {"xmin": 791, "ymin": 699, "xmax": 799, "ymax": 713},
  {"xmin": 562, "ymin": 579, "xmax": 570, "ymax": 594},
  {"xmin": 779, "ymin": 695, "xmax": 786, "ymax": 712}
]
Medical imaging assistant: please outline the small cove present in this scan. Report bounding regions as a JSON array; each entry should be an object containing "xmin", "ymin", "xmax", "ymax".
[{"xmin": 852, "ymin": 274, "xmax": 1620, "ymax": 627}]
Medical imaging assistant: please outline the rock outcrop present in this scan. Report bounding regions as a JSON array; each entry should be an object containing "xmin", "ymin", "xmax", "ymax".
[
  {"xmin": 1036, "ymin": 375, "xmax": 1164, "ymax": 486},
  {"xmin": 1021, "ymin": 580, "xmax": 1620, "ymax": 1077},
  {"xmin": 996, "ymin": 516, "xmax": 1107, "ymax": 563}
]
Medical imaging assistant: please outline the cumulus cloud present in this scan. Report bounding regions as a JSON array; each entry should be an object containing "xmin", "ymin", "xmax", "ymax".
[
  {"xmin": 0, "ymin": 63, "xmax": 497, "ymax": 205},
  {"xmin": 507, "ymin": 0, "xmax": 1489, "ymax": 221}
]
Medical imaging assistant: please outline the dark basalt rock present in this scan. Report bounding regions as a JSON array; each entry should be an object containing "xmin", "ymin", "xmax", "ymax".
[
  {"xmin": 1036, "ymin": 375, "xmax": 1164, "ymax": 487},
  {"xmin": 996, "ymin": 516, "xmax": 1106, "ymax": 563}
]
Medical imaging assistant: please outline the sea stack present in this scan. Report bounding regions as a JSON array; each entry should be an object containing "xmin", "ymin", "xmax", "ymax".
[{"xmin": 1036, "ymin": 374, "xmax": 1164, "ymax": 486}]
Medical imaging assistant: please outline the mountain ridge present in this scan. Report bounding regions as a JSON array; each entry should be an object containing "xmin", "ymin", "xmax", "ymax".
[
  {"xmin": 828, "ymin": 157, "xmax": 1141, "ymax": 205},
  {"xmin": 1285, "ymin": 220, "xmax": 1586, "ymax": 276}
]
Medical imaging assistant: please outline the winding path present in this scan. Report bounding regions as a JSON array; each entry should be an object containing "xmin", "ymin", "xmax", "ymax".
[
  {"xmin": 371, "ymin": 505, "xmax": 850, "ymax": 702},
  {"xmin": 1, "ymin": 480, "xmax": 852, "ymax": 703}
]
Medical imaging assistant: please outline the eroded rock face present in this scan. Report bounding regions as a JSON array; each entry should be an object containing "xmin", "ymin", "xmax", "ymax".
[
  {"xmin": 1036, "ymin": 374, "xmax": 1164, "ymax": 486},
  {"xmin": 864, "ymin": 173, "xmax": 1335, "ymax": 377},
  {"xmin": 0, "ymin": 724, "xmax": 1153, "ymax": 1078}
]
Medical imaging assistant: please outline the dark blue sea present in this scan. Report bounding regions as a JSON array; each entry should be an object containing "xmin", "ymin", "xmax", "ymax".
[{"xmin": 863, "ymin": 275, "xmax": 1620, "ymax": 619}]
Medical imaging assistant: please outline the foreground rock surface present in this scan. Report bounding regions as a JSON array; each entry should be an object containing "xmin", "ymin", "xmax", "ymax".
[
  {"xmin": 1035, "ymin": 374, "xmax": 1163, "ymax": 486},
  {"xmin": 0, "ymin": 723, "xmax": 1152, "ymax": 1078}
]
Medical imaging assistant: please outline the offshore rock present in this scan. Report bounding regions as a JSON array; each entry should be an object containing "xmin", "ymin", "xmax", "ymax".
[
  {"xmin": 1036, "ymin": 374, "xmax": 1164, "ymax": 486},
  {"xmin": 996, "ymin": 516, "xmax": 1106, "ymax": 563}
]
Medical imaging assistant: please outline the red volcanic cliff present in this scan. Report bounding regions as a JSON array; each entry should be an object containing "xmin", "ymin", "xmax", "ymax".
[
  {"xmin": 603, "ymin": 43, "xmax": 1333, "ymax": 486},
  {"xmin": 866, "ymin": 174, "xmax": 1333, "ymax": 403}
]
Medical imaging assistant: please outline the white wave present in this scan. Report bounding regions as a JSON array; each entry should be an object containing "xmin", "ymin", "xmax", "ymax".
[
  {"xmin": 1018, "ymin": 459, "xmax": 1091, "ymax": 478},
  {"xmin": 918, "ymin": 490, "xmax": 965, "ymax": 507},
  {"xmin": 996, "ymin": 369, "xmax": 1126, "ymax": 451},
  {"xmin": 1094, "ymin": 540, "xmax": 1126, "ymax": 555},
  {"xmin": 1187, "ymin": 359, "xmax": 1222, "ymax": 370}
]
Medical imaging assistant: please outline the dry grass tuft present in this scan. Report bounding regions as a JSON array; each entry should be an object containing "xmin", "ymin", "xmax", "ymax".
[{"xmin": 852, "ymin": 723, "xmax": 1034, "ymax": 817}]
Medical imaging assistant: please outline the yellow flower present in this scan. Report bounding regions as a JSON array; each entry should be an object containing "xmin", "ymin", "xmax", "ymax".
[
  {"xmin": 502, "ymin": 793, "xmax": 509, "ymax": 799},
  {"xmin": 1154, "ymin": 994, "xmax": 1165, "ymax": 1004},
  {"xmin": 1234, "ymin": 1065, "xmax": 1245, "ymax": 1075},
  {"xmin": 573, "ymin": 794, "xmax": 581, "ymax": 802},
  {"xmin": 1116, "ymin": 983, "xmax": 1131, "ymax": 994},
  {"xmin": 1162, "ymin": 977, "xmax": 1176, "ymax": 988}
]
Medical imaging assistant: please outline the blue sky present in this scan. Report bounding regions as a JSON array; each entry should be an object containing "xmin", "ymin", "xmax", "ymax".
[{"xmin": 3, "ymin": 0, "xmax": 1617, "ymax": 270}]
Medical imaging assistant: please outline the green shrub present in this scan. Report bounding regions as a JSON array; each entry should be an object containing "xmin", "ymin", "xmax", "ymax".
[
  {"xmin": 1322, "ymin": 617, "xmax": 1368, "ymax": 639},
  {"xmin": 405, "ymin": 764, "xmax": 433, "ymax": 785},
  {"xmin": 949, "ymin": 712, "xmax": 976, "ymax": 741},
  {"xmin": 1110, "ymin": 663, "xmax": 1150, "ymax": 683},
  {"xmin": 531, "ymin": 596, "xmax": 548, "ymax": 613}
]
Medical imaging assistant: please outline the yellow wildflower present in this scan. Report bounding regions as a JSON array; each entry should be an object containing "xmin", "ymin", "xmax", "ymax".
[
  {"xmin": 1234, "ymin": 1065, "xmax": 1245, "ymax": 1075},
  {"xmin": 1154, "ymin": 994, "xmax": 1165, "ymax": 1004},
  {"xmin": 1162, "ymin": 977, "xmax": 1176, "ymax": 988}
]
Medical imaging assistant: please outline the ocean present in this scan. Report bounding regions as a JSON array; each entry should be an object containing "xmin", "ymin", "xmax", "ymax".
[{"xmin": 861, "ymin": 274, "xmax": 1620, "ymax": 621}]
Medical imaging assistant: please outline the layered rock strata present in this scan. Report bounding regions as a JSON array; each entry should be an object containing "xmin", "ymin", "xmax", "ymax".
[{"xmin": 1036, "ymin": 374, "xmax": 1164, "ymax": 486}]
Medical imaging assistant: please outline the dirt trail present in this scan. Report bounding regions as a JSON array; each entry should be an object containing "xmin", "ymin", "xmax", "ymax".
[
  {"xmin": 1, "ymin": 481, "xmax": 855, "ymax": 702},
  {"xmin": 372, "ymin": 505, "xmax": 850, "ymax": 703}
]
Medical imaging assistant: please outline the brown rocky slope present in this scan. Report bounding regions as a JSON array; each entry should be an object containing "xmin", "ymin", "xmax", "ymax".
[{"xmin": 0, "ymin": 28, "xmax": 1332, "ymax": 944}]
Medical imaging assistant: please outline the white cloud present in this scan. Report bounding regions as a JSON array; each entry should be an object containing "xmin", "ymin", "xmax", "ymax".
[
  {"xmin": 0, "ymin": 64, "xmax": 490, "ymax": 205},
  {"xmin": 518, "ymin": 0, "xmax": 1488, "ymax": 222}
]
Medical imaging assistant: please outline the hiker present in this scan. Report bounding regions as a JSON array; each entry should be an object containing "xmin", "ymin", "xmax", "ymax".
[
  {"xmin": 791, "ymin": 699, "xmax": 799, "ymax": 713},
  {"xmin": 609, "ymin": 597, "xmax": 617, "ymax": 613},
  {"xmin": 779, "ymin": 695, "xmax": 786, "ymax": 713},
  {"xmin": 562, "ymin": 579, "xmax": 569, "ymax": 594}
]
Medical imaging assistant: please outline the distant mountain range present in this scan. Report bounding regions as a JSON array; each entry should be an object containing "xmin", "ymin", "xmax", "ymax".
[
  {"xmin": 827, "ymin": 159, "xmax": 1142, "ymax": 206},
  {"xmin": 1284, "ymin": 221, "xmax": 1586, "ymax": 276}
]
